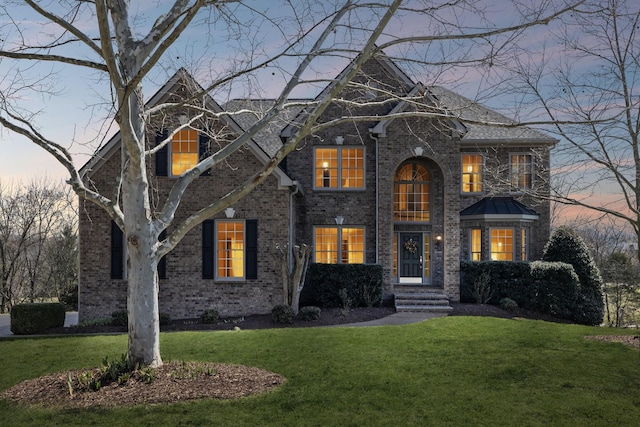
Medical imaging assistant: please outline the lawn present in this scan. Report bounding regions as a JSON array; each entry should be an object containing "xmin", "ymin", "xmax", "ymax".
[{"xmin": 1, "ymin": 316, "xmax": 639, "ymax": 426}]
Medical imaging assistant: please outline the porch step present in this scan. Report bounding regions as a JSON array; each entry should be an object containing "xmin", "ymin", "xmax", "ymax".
[{"xmin": 394, "ymin": 290, "xmax": 453, "ymax": 314}]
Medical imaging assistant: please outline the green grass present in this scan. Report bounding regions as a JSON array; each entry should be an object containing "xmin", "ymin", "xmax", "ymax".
[{"xmin": 1, "ymin": 317, "xmax": 639, "ymax": 426}]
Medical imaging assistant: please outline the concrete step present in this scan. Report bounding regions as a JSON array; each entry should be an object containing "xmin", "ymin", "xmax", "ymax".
[
  {"xmin": 395, "ymin": 304, "xmax": 453, "ymax": 313},
  {"xmin": 394, "ymin": 289, "xmax": 452, "ymax": 314}
]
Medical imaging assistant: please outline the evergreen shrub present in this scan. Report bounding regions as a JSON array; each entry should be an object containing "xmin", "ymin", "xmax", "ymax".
[
  {"xmin": 272, "ymin": 304, "xmax": 294, "ymax": 324},
  {"xmin": 10, "ymin": 303, "xmax": 66, "ymax": 335},
  {"xmin": 111, "ymin": 310, "xmax": 128, "ymax": 327},
  {"xmin": 300, "ymin": 306, "xmax": 321, "ymax": 321},
  {"xmin": 542, "ymin": 227, "xmax": 604, "ymax": 325},
  {"xmin": 200, "ymin": 308, "xmax": 220, "ymax": 324},
  {"xmin": 301, "ymin": 263, "xmax": 383, "ymax": 308}
]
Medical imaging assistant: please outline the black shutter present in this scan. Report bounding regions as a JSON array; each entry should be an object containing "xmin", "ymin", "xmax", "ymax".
[
  {"xmin": 111, "ymin": 221, "xmax": 124, "ymax": 280},
  {"xmin": 202, "ymin": 220, "xmax": 215, "ymax": 279},
  {"xmin": 158, "ymin": 230, "xmax": 167, "ymax": 280},
  {"xmin": 245, "ymin": 220, "xmax": 258, "ymax": 280},
  {"xmin": 199, "ymin": 133, "xmax": 211, "ymax": 176},
  {"xmin": 155, "ymin": 129, "xmax": 169, "ymax": 176}
]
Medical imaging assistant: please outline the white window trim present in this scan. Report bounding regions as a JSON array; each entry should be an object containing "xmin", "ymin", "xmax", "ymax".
[
  {"xmin": 214, "ymin": 219, "xmax": 246, "ymax": 281},
  {"xmin": 313, "ymin": 146, "xmax": 366, "ymax": 191},
  {"xmin": 461, "ymin": 153, "xmax": 484, "ymax": 195}
]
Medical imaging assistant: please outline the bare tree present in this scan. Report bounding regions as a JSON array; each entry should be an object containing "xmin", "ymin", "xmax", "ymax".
[
  {"xmin": 0, "ymin": 1, "xmax": 582, "ymax": 367},
  {"xmin": 508, "ymin": 0, "xmax": 640, "ymax": 260},
  {"xmin": 0, "ymin": 179, "xmax": 74, "ymax": 312}
]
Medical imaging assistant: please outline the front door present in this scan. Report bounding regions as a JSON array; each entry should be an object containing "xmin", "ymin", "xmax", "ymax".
[{"xmin": 400, "ymin": 233, "xmax": 423, "ymax": 283}]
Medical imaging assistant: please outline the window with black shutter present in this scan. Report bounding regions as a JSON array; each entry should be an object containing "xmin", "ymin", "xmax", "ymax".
[
  {"xmin": 158, "ymin": 230, "xmax": 167, "ymax": 279},
  {"xmin": 155, "ymin": 129, "xmax": 169, "ymax": 177},
  {"xmin": 202, "ymin": 219, "xmax": 257, "ymax": 280},
  {"xmin": 111, "ymin": 221, "xmax": 124, "ymax": 279}
]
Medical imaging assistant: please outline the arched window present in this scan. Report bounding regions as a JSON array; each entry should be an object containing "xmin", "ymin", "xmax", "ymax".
[{"xmin": 394, "ymin": 163, "xmax": 430, "ymax": 222}]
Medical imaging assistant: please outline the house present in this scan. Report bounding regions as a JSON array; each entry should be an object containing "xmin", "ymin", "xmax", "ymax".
[{"xmin": 77, "ymin": 54, "xmax": 556, "ymax": 321}]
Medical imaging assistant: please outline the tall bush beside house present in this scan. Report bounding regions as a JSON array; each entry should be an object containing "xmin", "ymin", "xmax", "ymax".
[
  {"xmin": 529, "ymin": 261, "xmax": 581, "ymax": 320},
  {"xmin": 542, "ymin": 227, "xmax": 605, "ymax": 325}
]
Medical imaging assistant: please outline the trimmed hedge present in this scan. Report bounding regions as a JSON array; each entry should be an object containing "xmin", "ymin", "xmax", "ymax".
[
  {"xmin": 460, "ymin": 261, "xmax": 582, "ymax": 322},
  {"xmin": 301, "ymin": 263, "xmax": 384, "ymax": 308},
  {"xmin": 10, "ymin": 303, "xmax": 66, "ymax": 335},
  {"xmin": 460, "ymin": 261, "xmax": 531, "ymax": 304}
]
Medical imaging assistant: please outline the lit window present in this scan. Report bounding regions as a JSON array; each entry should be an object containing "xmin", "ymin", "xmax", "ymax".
[
  {"xmin": 521, "ymin": 228, "xmax": 528, "ymax": 261},
  {"xmin": 216, "ymin": 221, "xmax": 244, "ymax": 278},
  {"xmin": 470, "ymin": 229, "xmax": 482, "ymax": 261},
  {"xmin": 314, "ymin": 147, "xmax": 364, "ymax": 189},
  {"xmin": 394, "ymin": 162, "xmax": 430, "ymax": 222},
  {"xmin": 491, "ymin": 228, "xmax": 514, "ymax": 261},
  {"xmin": 462, "ymin": 154, "xmax": 483, "ymax": 193},
  {"xmin": 314, "ymin": 227, "xmax": 365, "ymax": 264},
  {"xmin": 171, "ymin": 129, "xmax": 199, "ymax": 176},
  {"xmin": 510, "ymin": 154, "xmax": 533, "ymax": 191}
]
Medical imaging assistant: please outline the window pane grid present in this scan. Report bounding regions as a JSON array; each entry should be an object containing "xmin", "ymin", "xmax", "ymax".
[
  {"xmin": 471, "ymin": 229, "xmax": 482, "ymax": 261},
  {"xmin": 511, "ymin": 154, "xmax": 533, "ymax": 191},
  {"xmin": 342, "ymin": 227, "xmax": 364, "ymax": 263},
  {"xmin": 315, "ymin": 227, "xmax": 338, "ymax": 263},
  {"xmin": 491, "ymin": 228, "xmax": 513, "ymax": 261},
  {"xmin": 315, "ymin": 227, "xmax": 364, "ymax": 264},
  {"xmin": 217, "ymin": 221, "xmax": 244, "ymax": 278},
  {"xmin": 394, "ymin": 163, "xmax": 430, "ymax": 222},
  {"xmin": 341, "ymin": 148, "xmax": 364, "ymax": 188},
  {"xmin": 462, "ymin": 154, "xmax": 483, "ymax": 193},
  {"xmin": 171, "ymin": 129, "xmax": 198, "ymax": 176},
  {"xmin": 315, "ymin": 147, "xmax": 364, "ymax": 189},
  {"xmin": 315, "ymin": 148, "xmax": 338, "ymax": 188},
  {"xmin": 521, "ymin": 228, "xmax": 528, "ymax": 261}
]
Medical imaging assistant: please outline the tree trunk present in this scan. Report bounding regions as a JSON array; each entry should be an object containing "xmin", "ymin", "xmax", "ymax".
[
  {"xmin": 126, "ymin": 233, "xmax": 162, "ymax": 368},
  {"xmin": 120, "ymin": 83, "xmax": 162, "ymax": 368}
]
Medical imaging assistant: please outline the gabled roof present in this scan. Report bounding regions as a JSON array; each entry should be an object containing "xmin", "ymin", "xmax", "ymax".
[
  {"xmin": 460, "ymin": 197, "xmax": 540, "ymax": 222},
  {"xmin": 79, "ymin": 69, "xmax": 296, "ymax": 189},
  {"xmin": 369, "ymin": 82, "xmax": 466, "ymax": 137},
  {"xmin": 224, "ymin": 99, "xmax": 308, "ymax": 157},
  {"xmin": 281, "ymin": 50, "xmax": 414, "ymax": 139},
  {"xmin": 429, "ymin": 86, "xmax": 558, "ymax": 145},
  {"xmin": 277, "ymin": 50, "xmax": 557, "ymax": 147}
]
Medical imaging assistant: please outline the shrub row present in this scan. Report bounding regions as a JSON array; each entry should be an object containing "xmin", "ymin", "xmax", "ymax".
[
  {"xmin": 300, "ymin": 263, "xmax": 384, "ymax": 308},
  {"xmin": 461, "ymin": 260, "xmax": 584, "ymax": 322},
  {"xmin": 10, "ymin": 303, "xmax": 66, "ymax": 335}
]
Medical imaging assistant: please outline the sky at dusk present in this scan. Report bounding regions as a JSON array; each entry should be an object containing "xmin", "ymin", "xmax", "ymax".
[{"xmin": 0, "ymin": 1, "xmax": 627, "ymax": 223}]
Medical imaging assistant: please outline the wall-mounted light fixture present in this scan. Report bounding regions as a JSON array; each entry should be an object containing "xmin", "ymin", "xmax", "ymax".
[
  {"xmin": 224, "ymin": 207, "xmax": 236, "ymax": 219},
  {"xmin": 335, "ymin": 135, "xmax": 344, "ymax": 145},
  {"xmin": 335, "ymin": 215, "xmax": 344, "ymax": 225},
  {"xmin": 434, "ymin": 234, "xmax": 443, "ymax": 248},
  {"xmin": 413, "ymin": 146, "xmax": 424, "ymax": 157},
  {"xmin": 322, "ymin": 161, "xmax": 331, "ymax": 187}
]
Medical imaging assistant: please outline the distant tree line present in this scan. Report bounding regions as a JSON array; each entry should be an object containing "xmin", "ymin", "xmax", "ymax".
[{"xmin": 0, "ymin": 179, "xmax": 77, "ymax": 313}]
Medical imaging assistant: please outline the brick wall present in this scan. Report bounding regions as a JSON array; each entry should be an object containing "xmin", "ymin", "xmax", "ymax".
[{"xmin": 79, "ymin": 130, "xmax": 291, "ymax": 322}]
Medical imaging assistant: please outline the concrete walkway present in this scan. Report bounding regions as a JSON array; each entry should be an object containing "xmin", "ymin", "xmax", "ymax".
[
  {"xmin": 0, "ymin": 311, "xmax": 444, "ymax": 338},
  {"xmin": 0, "ymin": 312, "xmax": 78, "ymax": 338},
  {"xmin": 338, "ymin": 311, "xmax": 448, "ymax": 327}
]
